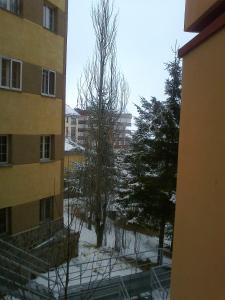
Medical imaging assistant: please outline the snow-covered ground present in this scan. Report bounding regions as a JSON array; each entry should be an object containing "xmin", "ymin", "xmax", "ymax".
[{"xmin": 36, "ymin": 203, "xmax": 171, "ymax": 298}]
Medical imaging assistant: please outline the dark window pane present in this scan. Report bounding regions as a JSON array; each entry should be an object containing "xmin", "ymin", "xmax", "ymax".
[
  {"xmin": 49, "ymin": 7, "xmax": 54, "ymax": 31},
  {"xmin": 10, "ymin": 0, "xmax": 20, "ymax": 14},
  {"xmin": 12, "ymin": 61, "xmax": 21, "ymax": 89},
  {"xmin": 49, "ymin": 71, "xmax": 55, "ymax": 95},
  {"xmin": 1, "ymin": 59, "xmax": 11, "ymax": 88},
  {"xmin": 40, "ymin": 198, "xmax": 53, "ymax": 222},
  {"xmin": 42, "ymin": 69, "xmax": 49, "ymax": 94},
  {"xmin": 43, "ymin": 5, "xmax": 54, "ymax": 31},
  {"xmin": 0, "ymin": 208, "xmax": 6, "ymax": 234},
  {"xmin": 0, "ymin": 0, "xmax": 7, "ymax": 9},
  {"xmin": 40, "ymin": 136, "xmax": 43, "ymax": 159},
  {"xmin": 0, "ymin": 136, "xmax": 7, "ymax": 163}
]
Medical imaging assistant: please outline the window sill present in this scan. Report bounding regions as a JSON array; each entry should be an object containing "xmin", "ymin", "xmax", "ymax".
[
  {"xmin": 0, "ymin": 86, "xmax": 22, "ymax": 92},
  {"xmin": 42, "ymin": 25, "xmax": 57, "ymax": 35},
  {"xmin": 0, "ymin": 7, "xmax": 20, "ymax": 17},
  {"xmin": 41, "ymin": 93, "xmax": 56, "ymax": 98},
  {"xmin": 0, "ymin": 163, "xmax": 12, "ymax": 168},
  {"xmin": 40, "ymin": 159, "xmax": 54, "ymax": 164},
  {"xmin": 39, "ymin": 218, "xmax": 54, "ymax": 224}
]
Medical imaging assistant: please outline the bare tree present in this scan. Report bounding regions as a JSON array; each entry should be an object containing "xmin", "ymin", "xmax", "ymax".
[{"xmin": 78, "ymin": 0, "xmax": 129, "ymax": 248}]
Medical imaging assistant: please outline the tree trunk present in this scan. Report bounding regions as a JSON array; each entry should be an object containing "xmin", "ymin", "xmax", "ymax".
[
  {"xmin": 170, "ymin": 223, "xmax": 174, "ymax": 253},
  {"xmin": 96, "ymin": 222, "xmax": 104, "ymax": 248},
  {"xmin": 157, "ymin": 218, "xmax": 165, "ymax": 265},
  {"xmin": 87, "ymin": 211, "xmax": 92, "ymax": 230}
]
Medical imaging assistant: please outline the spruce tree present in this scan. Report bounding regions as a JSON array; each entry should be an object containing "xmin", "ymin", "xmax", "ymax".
[{"xmin": 124, "ymin": 50, "xmax": 181, "ymax": 258}]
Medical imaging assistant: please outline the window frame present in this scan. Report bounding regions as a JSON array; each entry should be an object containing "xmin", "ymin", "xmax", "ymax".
[
  {"xmin": 0, "ymin": 135, "xmax": 8, "ymax": 165},
  {"xmin": 40, "ymin": 135, "xmax": 52, "ymax": 162},
  {"xmin": 41, "ymin": 68, "xmax": 56, "ymax": 97},
  {"xmin": 43, "ymin": 4, "xmax": 55, "ymax": 32},
  {"xmin": 0, "ymin": 56, "xmax": 22, "ymax": 91}
]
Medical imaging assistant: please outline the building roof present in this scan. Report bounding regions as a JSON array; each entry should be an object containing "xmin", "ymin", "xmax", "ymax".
[
  {"xmin": 65, "ymin": 105, "xmax": 80, "ymax": 116},
  {"xmin": 64, "ymin": 138, "xmax": 85, "ymax": 153}
]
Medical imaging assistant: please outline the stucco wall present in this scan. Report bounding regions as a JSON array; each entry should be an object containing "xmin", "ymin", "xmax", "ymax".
[
  {"xmin": 0, "ymin": 92, "xmax": 62, "ymax": 135},
  {"xmin": 0, "ymin": 9, "xmax": 64, "ymax": 73},
  {"xmin": 171, "ymin": 27, "xmax": 225, "ymax": 300},
  {"xmin": 185, "ymin": 0, "xmax": 218, "ymax": 30},
  {"xmin": 0, "ymin": 161, "xmax": 62, "ymax": 208}
]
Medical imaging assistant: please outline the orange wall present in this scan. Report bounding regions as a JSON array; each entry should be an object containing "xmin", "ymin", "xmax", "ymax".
[
  {"xmin": 171, "ymin": 27, "xmax": 225, "ymax": 300},
  {"xmin": 185, "ymin": 0, "xmax": 218, "ymax": 30}
]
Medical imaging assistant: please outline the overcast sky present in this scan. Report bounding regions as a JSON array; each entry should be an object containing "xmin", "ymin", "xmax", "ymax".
[{"xmin": 66, "ymin": 0, "xmax": 194, "ymax": 118}]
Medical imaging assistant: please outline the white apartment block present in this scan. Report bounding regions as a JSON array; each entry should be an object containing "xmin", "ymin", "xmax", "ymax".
[
  {"xmin": 65, "ymin": 105, "xmax": 79, "ymax": 141},
  {"xmin": 65, "ymin": 105, "xmax": 132, "ymax": 149}
]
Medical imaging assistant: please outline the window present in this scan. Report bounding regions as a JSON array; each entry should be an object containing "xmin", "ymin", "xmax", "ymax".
[
  {"xmin": 40, "ymin": 136, "xmax": 51, "ymax": 161},
  {"xmin": 42, "ymin": 69, "xmax": 56, "ymax": 96},
  {"xmin": 40, "ymin": 198, "xmax": 53, "ymax": 222},
  {"xmin": 0, "ymin": 57, "xmax": 22, "ymax": 90},
  {"xmin": 65, "ymin": 127, "xmax": 68, "ymax": 137},
  {"xmin": 0, "ymin": 208, "xmax": 8, "ymax": 234},
  {"xmin": 0, "ymin": 0, "xmax": 20, "ymax": 14},
  {"xmin": 71, "ymin": 127, "xmax": 76, "ymax": 140},
  {"xmin": 0, "ymin": 135, "xmax": 8, "ymax": 164},
  {"xmin": 43, "ymin": 4, "xmax": 55, "ymax": 31}
]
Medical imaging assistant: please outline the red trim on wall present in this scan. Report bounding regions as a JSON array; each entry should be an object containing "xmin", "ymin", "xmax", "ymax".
[
  {"xmin": 186, "ymin": 0, "xmax": 225, "ymax": 32},
  {"xmin": 179, "ymin": 11, "xmax": 225, "ymax": 58}
]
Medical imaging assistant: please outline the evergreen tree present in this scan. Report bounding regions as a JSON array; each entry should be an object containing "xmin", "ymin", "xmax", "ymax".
[{"xmin": 124, "ymin": 50, "xmax": 181, "ymax": 258}]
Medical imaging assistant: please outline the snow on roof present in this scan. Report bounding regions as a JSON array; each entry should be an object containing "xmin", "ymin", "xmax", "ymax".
[
  {"xmin": 65, "ymin": 104, "xmax": 80, "ymax": 116},
  {"xmin": 65, "ymin": 138, "xmax": 85, "ymax": 152}
]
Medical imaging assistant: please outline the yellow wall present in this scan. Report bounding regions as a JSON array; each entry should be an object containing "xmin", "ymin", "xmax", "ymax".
[
  {"xmin": 49, "ymin": 0, "xmax": 66, "ymax": 12},
  {"xmin": 0, "ymin": 10, "xmax": 64, "ymax": 74},
  {"xmin": 171, "ymin": 28, "xmax": 225, "ymax": 300},
  {"xmin": 64, "ymin": 153, "xmax": 85, "ymax": 170},
  {"xmin": 0, "ymin": 161, "xmax": 62, "ymax": 209},
  {"xmin": 185, "ymin": 0, "xmax": 217, "ymax": 30},
  {"xmin": 0, "ymin": 92, "xmax": 62, "ymax": 135},
  {"xmin": 11, "ymin": 201, "xmax": 40, "ymax": 234}
]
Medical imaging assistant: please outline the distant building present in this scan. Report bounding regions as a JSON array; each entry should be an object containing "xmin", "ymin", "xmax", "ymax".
[
  {"xmin": 65, "ymin": 105, "xmax": 132, "ymax": 149},
  {"xmin": 65, "ymin": 105, "xmax": 80, "ymax": 141},
  {"xmin": 64, "ymin": 138, "xmax": 85, "ymax": 171}
]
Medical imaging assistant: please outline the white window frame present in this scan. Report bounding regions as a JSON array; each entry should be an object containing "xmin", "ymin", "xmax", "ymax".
[
  {"xmin": 43, "ymin": 4, "xmax": 55, "ymax": 32},
  {"xmin": 0, "ymin": 135, "xmax": 8, "ymax": 165},
  {"xmin": 40, "ymin": 135, "xmax": 51, "ymax": 162},
  {"xmin": 0, "ymin": 56, "xmax": 22, "ymax": 91},
  {"xmin": 41, "ymin": 68, "xmax": 56, "ymax": 97}
]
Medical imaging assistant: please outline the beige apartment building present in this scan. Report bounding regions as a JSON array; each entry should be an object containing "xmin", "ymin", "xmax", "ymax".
[
  {"xmin": 171, "ymin": 1, "xmax": 225, "ymax": 299},
  {"xmin": 0, "ymin": 0, "xmax": 67, "ymax": 239}
]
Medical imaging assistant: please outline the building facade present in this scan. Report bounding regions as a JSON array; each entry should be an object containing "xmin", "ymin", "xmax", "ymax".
[
  {"xmin": 65, "ymin": 104, "xmax": 79, "ymax": 141},
  {"xmin": 0, "ymin": 0, "xmax": 67, "ymax": 238},
  {"xmin": 171, "ymin": 1, "xmax": 225, "ymax": 299},
  {"xmin": 65, "ymin": 106, "xmax": 132, "ymax": 149}
]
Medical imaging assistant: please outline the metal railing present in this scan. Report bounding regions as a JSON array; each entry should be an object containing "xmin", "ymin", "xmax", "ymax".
[
  {"xmin": 51, "ymin": 248, "xmax": 171, "ymax": 299},
  {"xmin": 0, "ymin": 238, "xmax": 55, "ymax": 299},
  {"xmin": 150, "ymin": 264, "xmax": 171, "ymax": 300}
]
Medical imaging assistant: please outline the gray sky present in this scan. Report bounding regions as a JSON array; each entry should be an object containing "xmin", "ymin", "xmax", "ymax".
[{"xmin": 66, "ymin": 0, "xmax": 194, "ymax": 118}]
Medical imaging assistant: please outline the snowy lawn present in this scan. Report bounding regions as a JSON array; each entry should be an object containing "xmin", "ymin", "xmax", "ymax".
[{"xmin": 36, "ymin": 202, "xmax": 171, "ymax": 294}]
